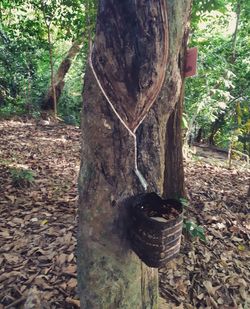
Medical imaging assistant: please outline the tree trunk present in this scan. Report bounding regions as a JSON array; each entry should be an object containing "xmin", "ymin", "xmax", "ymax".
[
  {"xmin": 195, "ymin": 128, "xmax": 203, "ymax": 143},
  {"xmin": 231, "ymin": 0, "xmax": 241, "ymax": 62},
  {"xmin": 164, "ymin": 83, "xmax": 186, "ymax": 199},
  {"xmin": 78, "ymin": 1, "xmax": 192, "ymax": 308},
  {"xmin": 41, "ymin": 35, "xmax": 84, "ymax": 111},
  {"xmin": 208, "ymin": 113, "xmax": 225, "ymax": 145},
  {"xmin": 47, "ymin": 25, "xmax": 57, "ymax": 116}
]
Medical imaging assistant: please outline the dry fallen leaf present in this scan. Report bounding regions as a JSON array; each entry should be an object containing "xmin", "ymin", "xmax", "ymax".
[
  {"xmin": 197, "ymin": 293, "xmax": 204, "ymax": 300},
  {"xmin": 67, "ymin": 252, "xmax": 75, "ymax": 263},
  {"xmin": 66, "ymin": 297, "xmax": 80, "ymax": 307},
  {"xmin": 56, "ymin": 253, "xmax": 67, "ymax": 266},
  {"xmin": 6, "ymin": 195, "xmax": 15, "ymax": 203},
  {"xmin": 239, "ymin": 286, "xmax": 248, "ymax": 300},
  {"xmin": 204, "ymin": 280, "xmax": 216, "ymax": 296},
  {"xmin": 0, "ymin": 230, "xmax": 10, "ymax": 238},
  {"xmin": 3, "ymin": 253, "xmax": 20, "ymax": 264},
  {"xmin": 67, "ymin": 278, "xmax": 77, "ymax": 289},
  {"xmin": 63, "ymin": 264, "xmax": 77, "ymax": 274}
]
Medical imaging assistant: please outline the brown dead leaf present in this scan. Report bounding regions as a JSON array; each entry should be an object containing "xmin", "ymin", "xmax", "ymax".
[
  {"xmin": 0, "ymin": 271, "xmax": 21, "ymax": 283},
  {"xmin": 203, "ymin": 280, "xmax": 220, "ymax": 296},
  {"xmin": 197, "ymin": 293, "xmax": 204, "ymax": 300},
  {"xmin": 67, "ymin": 278, "xmax": 77, "ymax": 289},
  {"xmin": 6, "ymin": 195, "xmax": 15, "ymax": 203},
  {"xmin": 67, "ymin": 252, "xmax": 75, "ymax": 263},
  {"xmin": 63, "ymin": 264, "xmax": 77, "ymax": 274},
  {"xmin": 34, "ymin": 277, "xmax": 52, "ymax": 290},
  {"xmin": 63, "ymin": 232, "xmax": 72, "ymax": 245},
  {"xmin": 239, "ymin": 286, "xmax": 248, "ymax": 300},
  {"xmin": 0, "ymin": 230, "xmax": 10, "ymax": 238},
  {"xmin": 43, "ymin": 291, "xmax": 55, "ymax": 301},
  {"xmin": 60, "ymin": 282, "xmax": 67, "ymax": 290},
  {"xmin": 12, "ymin": 217, "xmax": 24, "ymax": 225},
  {"xmin": 217, "ymin": 297, "xmax": 224, "ymax": 305},
  {"xmin": 66, "ymin": 297, "xmax": 80, "ymax": 307},
  {"xmin": 3, "ymin": 253, "xmax": 20, "ymax": 264},
  {"xmin": 56, "ymin": 253, "xmax": 67, "ymax": 265}
]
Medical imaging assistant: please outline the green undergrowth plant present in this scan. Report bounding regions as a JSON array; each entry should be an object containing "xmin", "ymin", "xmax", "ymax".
[
  {"xmin": 179, "ymin": 197, "xmax": 207, "ymax": 243},
  {"xmin": 10, "ymin": 168, "xmax": 35, "ymax": 188},
  {"xmin": 179, "ymin": 197, "xmax": 190, "ymax": 208},
  {"xmin": 183, "ymin": 219, "xmax": 207, "ymax": 243}
]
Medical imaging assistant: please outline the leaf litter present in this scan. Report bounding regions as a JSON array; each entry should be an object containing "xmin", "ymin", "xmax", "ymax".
[
  {"xmin": 0, "ymin": 119, "xmax": 249, "ymax": 308},
  {"xmin": 0, "ymin": 120, "xmax": 80, "ymax": 308},
  {"xmin": 160, "ymin": 156, "xmax": 250, "ymax": 308}
]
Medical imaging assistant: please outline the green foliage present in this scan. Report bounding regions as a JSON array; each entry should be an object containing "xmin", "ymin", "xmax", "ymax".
[
  {"xmin": 10, "ymin": 168, "xmax": 35, "ymax": 188},
  {"xmin": 182, "ymin": 113, "xmax": 189, "ymax": 129},
  {"xmin": 185, "ymin": 1, "xmax": 250, "ymax": 154},
  {"xmin": 0, "ymin": 0, "xmax": 97, "ymax": 120},
  {"xmin": 179, "ymin": 197, "xmax": 189, "ymax": 208},
  {"xmin": 179, "ymin": 198, "xmax": 207, "ymax": 242},
  {"xmin": 183, "ymin": 219, "xmax": 207, "ymax": 242}
]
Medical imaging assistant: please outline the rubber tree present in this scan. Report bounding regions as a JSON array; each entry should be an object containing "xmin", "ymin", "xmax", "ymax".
[{"xmin": 78, "ymin": 0, "xmax": 192, "ymax": 308}]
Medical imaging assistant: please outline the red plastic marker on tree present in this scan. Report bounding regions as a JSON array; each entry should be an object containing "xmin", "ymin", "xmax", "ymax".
[{"xmin": 184, "ymin": 47, "xmax": 198, "ymax": 78}]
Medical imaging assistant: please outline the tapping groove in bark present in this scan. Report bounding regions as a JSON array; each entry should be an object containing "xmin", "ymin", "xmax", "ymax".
[
  {"xmin": 78, "ymin": 1, "xmax": 192, "ymax": 308},
  {"xmin": 91, "ymin": 0, "xmax": 168, "ymax": 131},
  {"xmin": 41, "ymin": 34, "xmax": 84, "ymax": 111}
]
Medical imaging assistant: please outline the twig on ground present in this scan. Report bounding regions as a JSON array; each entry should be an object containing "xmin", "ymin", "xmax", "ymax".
[
  {"xmin": 5, "ymin": 296, "xmax": 26, "ymax": 309},
  {"xmin": 66, "ymin": 297, "xmax": 80, "ymax": 307}
]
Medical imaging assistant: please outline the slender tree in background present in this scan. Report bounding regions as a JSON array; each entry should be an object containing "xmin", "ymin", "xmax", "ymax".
[
  {"xmin": 41, "ymin": 33, "xmax": 85, "ymax": 111},
  {"xmin": 231, "ymin": 0, "xmax": 241, "ymax": 62},
  {"xmin": 40, "ymin": 0, "xmax": 57, "ymax": 116},
  {"xmin": 78, "ymin": 0, "xmax": 192, "ymax": 307}
]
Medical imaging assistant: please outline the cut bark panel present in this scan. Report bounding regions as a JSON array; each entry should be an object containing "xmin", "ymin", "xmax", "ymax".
[
  {"xmin": 128, "ymin": 192, "xmax": 183, "ymax": 268},
  {"xmin": 91, "ymin": 0, "xmax": 169, "ymax": 132}
]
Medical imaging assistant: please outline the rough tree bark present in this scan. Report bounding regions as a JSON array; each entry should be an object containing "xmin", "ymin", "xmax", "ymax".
[
  {"xmin": 78, "ymin": 1, "xmax": 192, "ymax": 308},
  {"xmin": 41, "ymin": 35, "xmax": 84, "ymax": 111},
  {"xmin": 164, "ymin": 82, "xmax": 186, "ymax": 199}
]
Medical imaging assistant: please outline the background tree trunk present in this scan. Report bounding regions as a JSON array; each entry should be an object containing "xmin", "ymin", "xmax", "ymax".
[
  {"xmin": 231, "ymin": 0, "xmax": 241, "ymax": 62},
  {"xmin": 41, "ymin": 35, "xmax": 84, "ymax": 111},
  {"xmin": 164, "ymin": 83, "xmax": 186, "ymax": 199},
  {"xmin": 78, "ymin": 1, "xmax": 192, "ymax": 308},
  {"xmin": 47, "ymin": 25, "xmax": 57, "ymax": 116}
]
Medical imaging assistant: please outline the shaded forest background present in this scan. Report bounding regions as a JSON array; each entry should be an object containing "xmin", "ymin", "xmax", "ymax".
[{"xmin": 0, "ymin": 0, "xmax": 249, "ymax": 155}]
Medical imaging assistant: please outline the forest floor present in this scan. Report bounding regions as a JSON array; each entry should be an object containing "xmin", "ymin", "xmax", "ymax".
[{"xmin": 0, "ymin": 120, "xmax": 249, "ymax": 309}]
